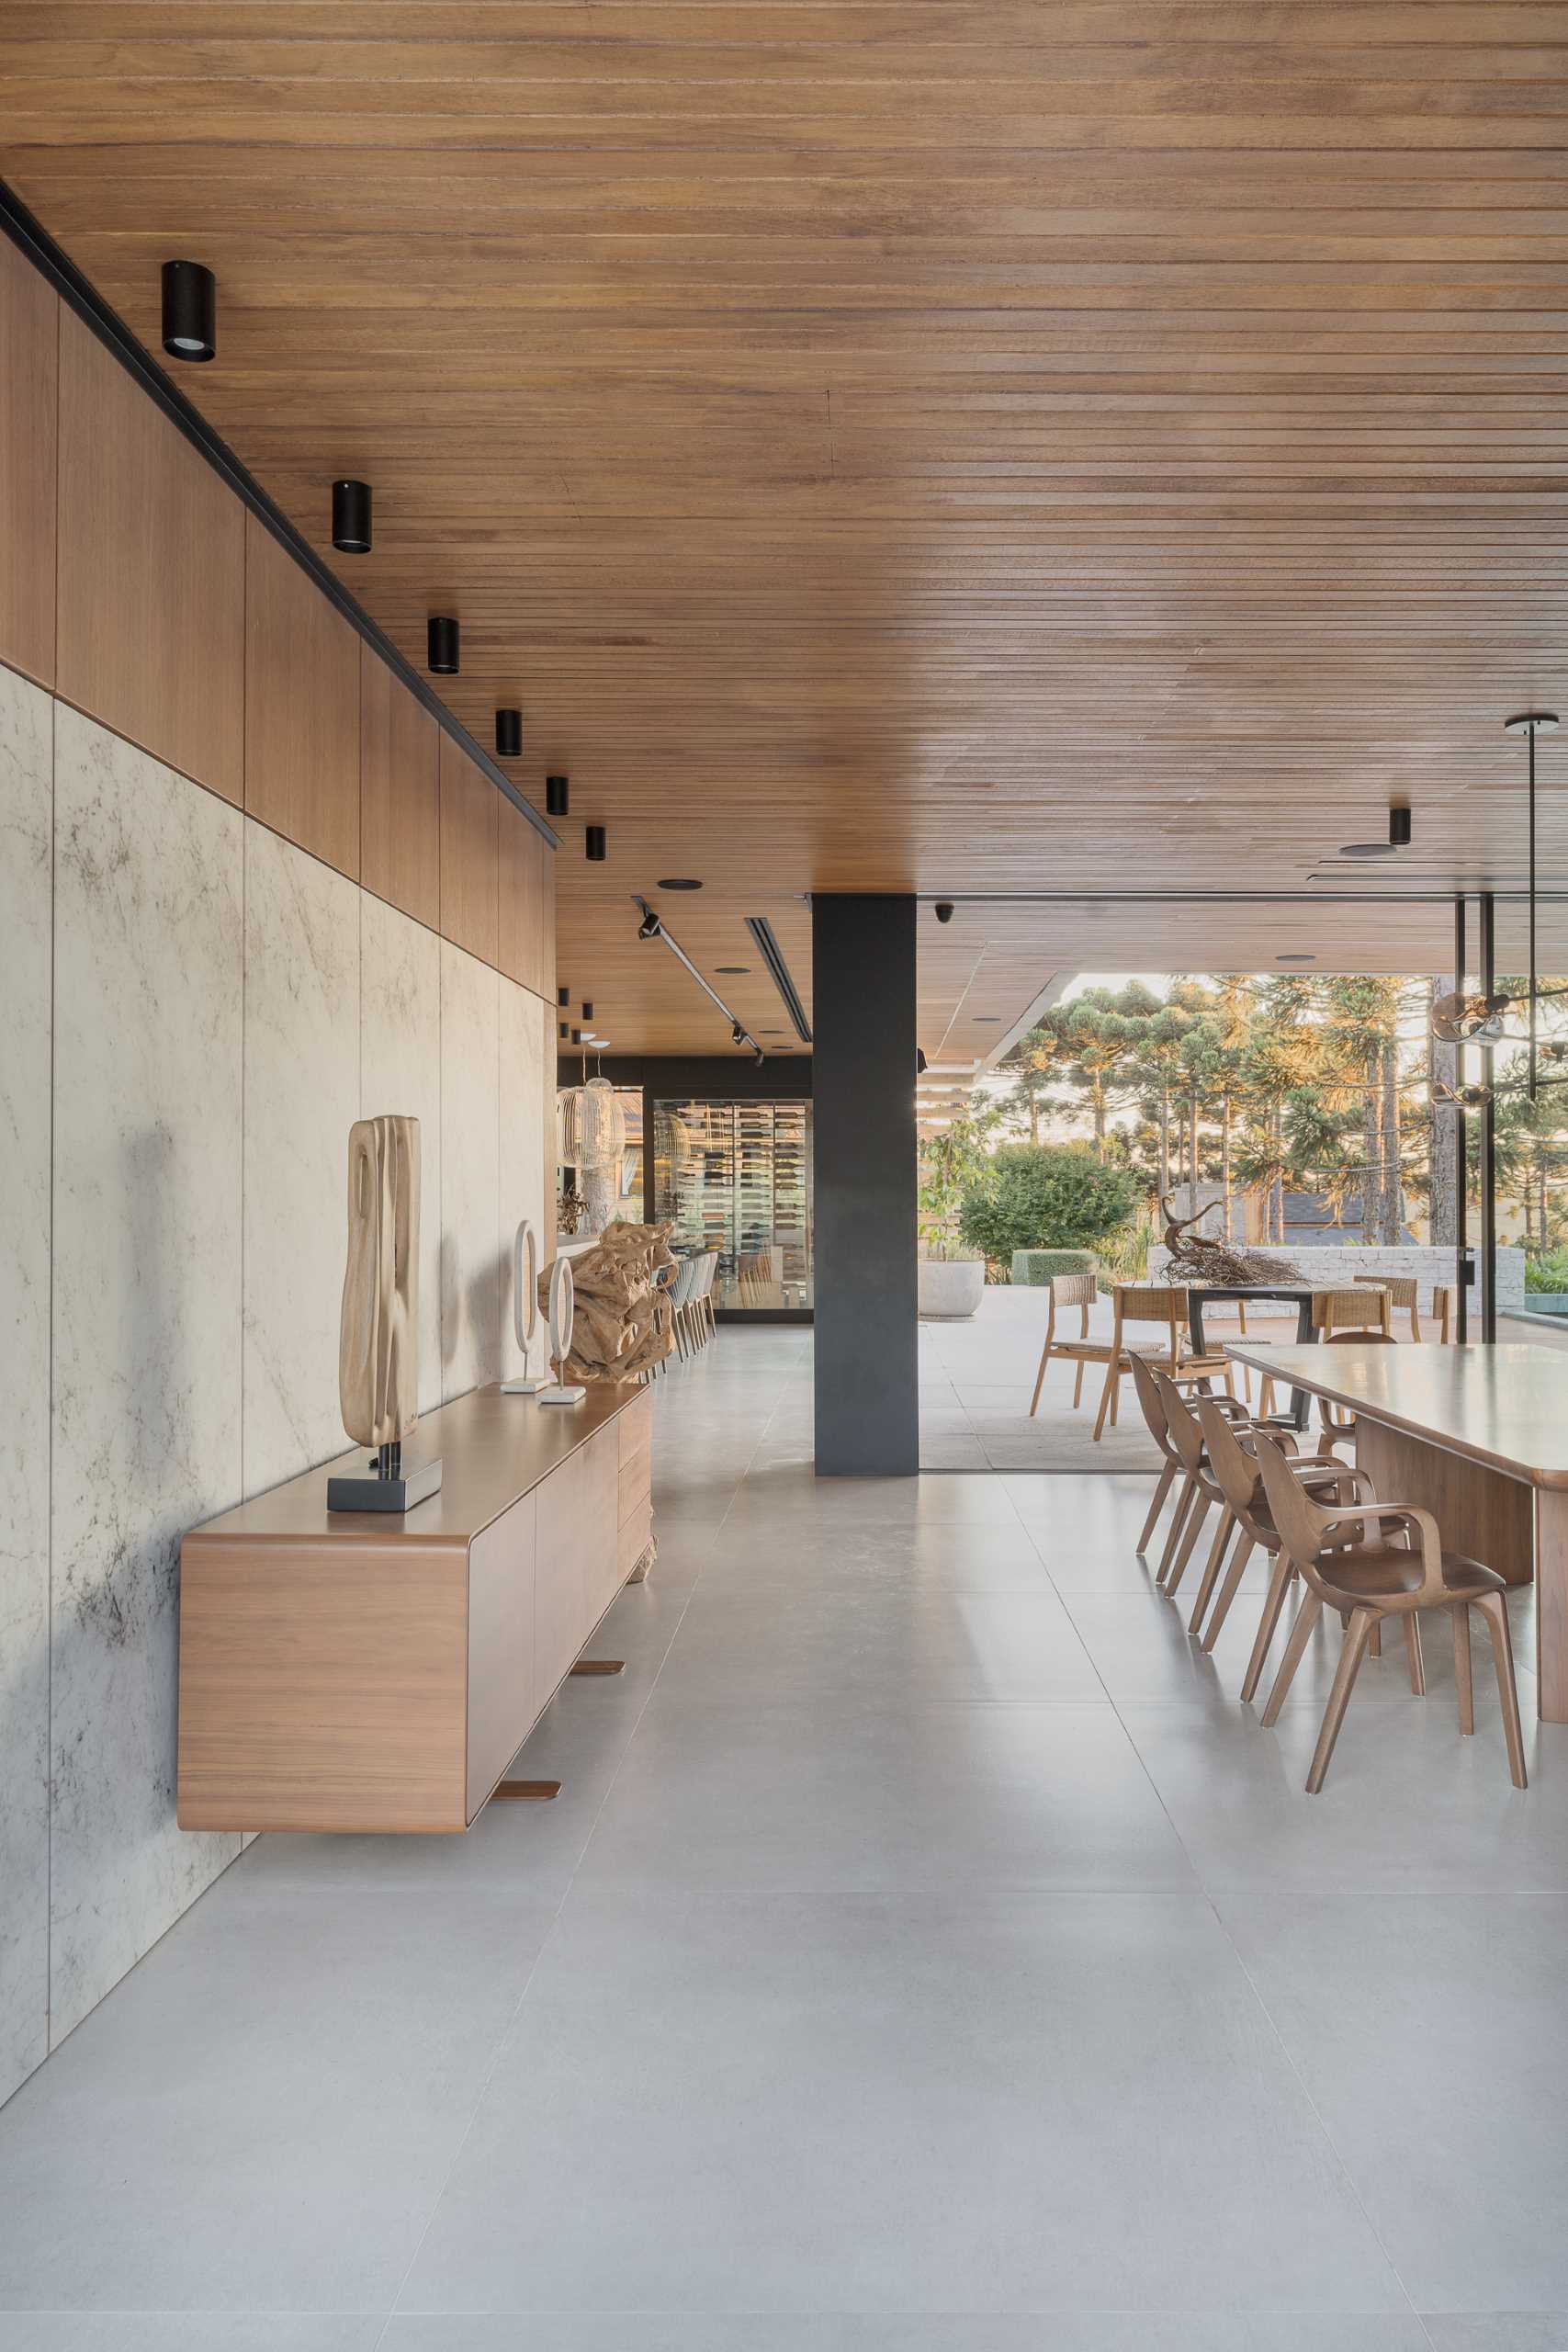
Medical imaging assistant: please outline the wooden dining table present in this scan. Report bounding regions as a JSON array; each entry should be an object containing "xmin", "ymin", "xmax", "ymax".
[{"xmin": 1226, "ymin": 1340, "xmax": 1568, "ymax": 1722}]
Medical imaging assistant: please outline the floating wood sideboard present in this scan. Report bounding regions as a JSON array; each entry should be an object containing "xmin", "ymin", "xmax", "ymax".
[{"xmin": 177, "ymin": 1384, "xmax": 653, "ymax": 1833}]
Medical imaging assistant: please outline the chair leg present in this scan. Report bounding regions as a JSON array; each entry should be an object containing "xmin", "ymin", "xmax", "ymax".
[
  {"xmin": 1156, "ymin": 1476, "xmax": 1197, "ymax": 1586},
  {"xmin": 1201, "ymin": 1532, "xmax": 1256, "ymax": 1652},
  {"xmin": 1188, "ymin": 1508, "xmax": 1236, "ymax": 1636},
  {"xmin": 1092, "ymin": 1358, "xmax": 1119, "ymax": 1442},
  {"xmin": 1454, "ymin": 1602, "xmax": 1474, "ymax": 1735},
  {"xmin": 1403, "ymin": 1613, "xmax": 1426, "ymax": 1697},
  {"xmin": 1304, "ymin": 1605, "xmax": 1376, "ymax": 1794},
  {"xmin": 1136, "ymin": 1461, "xmax": 1176, "ymax": 1556},
  {"xmin": 1028, "ymin": 1340, "xmax": 1052, "ymax": 1419},
  {"xmin": 1476, "ymin": 1590, "xmax": 1528, "ymax": 1789},
  {"xmin": 1367, "ymin": 1619, "xmax": 1382, "ymax": 1659},
  {"xmin": 1163, "ymin": 1493, "xmax": 1212, "ymax": 1600},
  {"xmin": 1261, "ymin": 1589, "xmax": 1324, "ymax": 1725},
  {"xmin": 1073, "ymin": 1359, "xmax": 1085, "ymax": 1408},
  {"xmin": 1241, "ymin": 1554, "xmax": 1294, "ymax": 1700}
]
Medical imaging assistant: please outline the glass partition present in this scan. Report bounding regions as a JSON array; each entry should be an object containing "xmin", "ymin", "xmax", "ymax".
[{"xmin": 652, "ymin": 1098, "xmax": 814, "ymax": 1309}]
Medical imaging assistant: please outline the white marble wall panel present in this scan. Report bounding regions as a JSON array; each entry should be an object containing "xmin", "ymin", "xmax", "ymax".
[
  {"xmin": 50, "ymin": 709, "xmax": 244, "ymax": 2043},
  {"xmin": 440, "ymin": 941, "xmax": 502, "ymax": 1400},
  {"xmin": 361, "ymin": 894, "xmax": 443, "ymax": 1416},
  {"xmin": 243, "ymin": 822, "xmax": 362, "ymax": 1498},
  {"xmin": 498, "ymin": 979, "xmax": 549, "ymax": 1383},
  {"xmin": 0, "ymin": 666, "xmax": 52, "ymax": 2101}
]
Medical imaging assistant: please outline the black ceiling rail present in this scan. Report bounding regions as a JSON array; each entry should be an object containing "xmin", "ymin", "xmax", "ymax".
[
  {"xmin": 745, "ymin": 914, "xmax": 812, "ymax": 1043},
  {"xmin": 0, "ymin": 177, "xmax": 558, "ymax": 851}
]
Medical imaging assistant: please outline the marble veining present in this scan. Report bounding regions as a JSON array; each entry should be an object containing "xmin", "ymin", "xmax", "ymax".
[
  {"xmin": 499, "ymin": 978, "xmax": 550, "ymax": 1383},
  {"xmin": 361, "ymin": 893, "xmax": 442, "ymax": 1416},
  {"xmin": 50, "ymin": 708, "xmax": 244, "ymax": 2043},
  {"xmin": 0, "ymin": 664, "xmax": 52, "ymax": 2102},
  {"xmin": 439, "ymin": 941, "xmax": 502, "ymax": 1401},
  {"xmin": 243, "ymin": 821, "xmax": 362, "ymax": 1498}
]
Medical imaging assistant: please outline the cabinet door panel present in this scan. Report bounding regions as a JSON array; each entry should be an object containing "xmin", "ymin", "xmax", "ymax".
[
  {"xmin": 467, "ymin": 1493, "xmax": 536, "ymax": 1818},
  {"xmin": 534, "ymin": 1443, "xmax": 590, "ymax": 1712}
]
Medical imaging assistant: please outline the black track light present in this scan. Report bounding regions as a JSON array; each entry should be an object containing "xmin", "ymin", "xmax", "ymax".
[
  {"xmin": 754, "ymin": 1046, "xmax": 765, "ymax": 1067},
  {"xmin": 161, "ymin": 260, "xmax": 216, "ymax": 362},
  {"xmin": 332, "ymin": 480, "xmax": 372, "ymax": 553},
  {"xmin": 637, "ymin": 907, "xmax": 661, "ymax": 942},
  {"xmin": 427, "ymin": 616, "xmax": 459, "ymax": 675},
  {"xmin": 586, "ymin": 825, "xmax": 606, "ymax": 863},
  {"xmin": 732, "ymin": 1021, "xmax": 745, "ymax": 1046},
  {"xmin": 546, "ymin": 775, "xmax": 570, "ymax": 818},
  {"xmin": 495, "ymin": 708, "xmax": 523, "ymax": 759},
  {"xmin": 1389, "ymin": 805, "xmax": 1412, "ymax": 848}
]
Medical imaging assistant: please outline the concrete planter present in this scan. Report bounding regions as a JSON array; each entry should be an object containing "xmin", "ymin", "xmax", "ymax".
[
  {"xmin": 1524, "ymin": 1292, "xmax": 1568, "ymax": 1317},
  {"xmin": 919, "ymin": 1257, "xmax": 986, "ymax": 1320}
]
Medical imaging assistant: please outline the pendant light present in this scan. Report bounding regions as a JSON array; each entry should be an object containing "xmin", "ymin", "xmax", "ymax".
[
  {"xmin": 161, "ymin": 260, "xmax": 216, "ymax": 362},
  {"xmin": 331, "ymin": 480, "xmax": 372, "ymax": 553},
  {"xmin": 427, "ymin": 616, "xmax": 459, "ymax": 675}
]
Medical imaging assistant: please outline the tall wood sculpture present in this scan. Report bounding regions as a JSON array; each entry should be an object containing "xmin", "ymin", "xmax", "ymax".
[{"xmin": 327, "ymin": 1114, "xmax": 443, "ymax": 1511}]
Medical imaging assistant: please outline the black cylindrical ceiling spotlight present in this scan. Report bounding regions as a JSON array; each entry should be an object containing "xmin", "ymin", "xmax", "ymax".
[
  {"xmin": 427, "ymin": 616, "xmax": 459, "ymax": 675},
  {"xmin": 581, "ymin": 1001, "xmax": 593, "ymax": 1022},
  {"xmin": 546, "ymin": 775, "xmax": 570, "ymax": 819},
  {"xmin": 161, "ymin": 260, "xmax": 216, "ymax": 363},
  {"xmin": 331, "ymin": 479, "xmax": 372, "ymax": 554},
  {"xmin": 495, "ymin": 708, "xmax": 523, "ymax": 759},
  {"xmin": 558, "ymin": 986, "xmax": 570, "ymax": 1007},
  {"xmin": 585, "ymin": 825, "xmax": 607, "ymax": 863},
  {"xmin": 1389, "ymin": 805, "xmax": 1412, "ymax": 848}
]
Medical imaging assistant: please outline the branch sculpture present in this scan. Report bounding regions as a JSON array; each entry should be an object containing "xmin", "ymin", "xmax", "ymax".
[
  {"xmin": 537, "ymin": 1219, "xmax": 677, "ymax": 1384},
  {"xmin": 1157, "ymin": 1190, "xmax": 1305, "ymax": 1287}
]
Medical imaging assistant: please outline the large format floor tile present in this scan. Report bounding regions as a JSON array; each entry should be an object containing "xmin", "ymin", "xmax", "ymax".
[
  {"xmin": 1216, "ymin": 1892, "xmax": 1568, "ymax": 2314},
  {"xmin": 0, "ymin": 1879, "xmax": 557, "ymax": 2312},
  {"xmin": 382, "ymin": 2320, "xmax": 1433, "ymax": 2351},
  {"xmin": 574, "ymin": 1699, "xmax": 1196, "ymax": 1893},
  {"xmin": 398, "ymin": 1889, "xmax": 1405, "ymax": 2317}
]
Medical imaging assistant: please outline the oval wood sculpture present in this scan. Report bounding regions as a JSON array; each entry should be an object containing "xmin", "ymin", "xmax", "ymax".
[
  {"xmin": 339, "ymin": 1114, "xmax": 421, "ymax": 1448},
  {"xmin": 547, "ymin": 1253, "xmax": 575, "ymax": 1371}
]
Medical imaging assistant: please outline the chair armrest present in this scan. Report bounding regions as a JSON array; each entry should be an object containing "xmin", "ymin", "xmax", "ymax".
[{"xmin": 1312, "ymin": 1498, "xmax": 1446, "ymax": 1586}]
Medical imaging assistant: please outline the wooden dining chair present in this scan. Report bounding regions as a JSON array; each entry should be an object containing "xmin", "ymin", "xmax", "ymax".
[
  {"xmin": 1431, "ymin": 1283, "xmax": 1454, "ymax": 1343},
  {"xmin": 1092, "ymin": 1283, "xmax": 1235, "ymax": 1441},
  {"xmin": 1028, "ymin": 1272, "xmax": 1105, "ymax": 1418},
  {"xmin": 1193, "ymin": 1394, "xmax": 1371, "ymax": 1683},
  {"xmin": 1310, "ymin": 1292, "xmax": 1396, "ymax": 1453},
  {"xmin": 1151, "ymin": 1365, "xmax": 1349, "ymax": 1627},
  {"xmin": 1127, "ymin": 1349, "xmax": 1250, "ymax": 1584},
  {"xmin": 1353, "ymin": 1272, "xmax": 1423, "ymax": 1340},
  {"xmin": 1252, "ymin": 1431, "xmax": 1527, "ymax": 1792}
]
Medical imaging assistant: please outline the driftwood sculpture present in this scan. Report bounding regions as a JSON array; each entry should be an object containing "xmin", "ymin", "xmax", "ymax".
[
  {"xmin": 339, "ymin": 1114, "xmax": 421, "ymax": 1447},
  {"xmin": 537, "ymin": 1218, "xmax": 677, "ymax": 1385},
  {"xmin": 1157, "ymin": 1191, "xmax": 1305, "ymax": 1289}
]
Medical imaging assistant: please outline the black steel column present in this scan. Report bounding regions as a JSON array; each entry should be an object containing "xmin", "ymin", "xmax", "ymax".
[
  {"xmin": 1453, "ymin": 894, "xmax": 1469, "ymax": 1342},
  {"xmin": 1480, "ymin": 890, "xmax": 1497, "ymax": 1343},
  {"xmin": 812, "ymin": 894, "xmax": 919, "ymax": 1476}
]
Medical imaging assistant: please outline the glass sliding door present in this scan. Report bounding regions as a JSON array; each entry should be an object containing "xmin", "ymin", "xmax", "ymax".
[{"xmin": 652, "ymin": 1098, "xmax": 814, "ymax": 1310}]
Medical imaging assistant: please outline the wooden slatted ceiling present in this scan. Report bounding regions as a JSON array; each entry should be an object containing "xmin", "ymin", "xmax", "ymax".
[{"xmin": 5, "ymin": 3, "xmax": 1568, "ymax": 1052}]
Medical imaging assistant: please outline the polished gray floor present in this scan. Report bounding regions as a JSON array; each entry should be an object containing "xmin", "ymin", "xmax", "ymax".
[{"xmin": 1, "ymin": 1329, "xmax": 1566, "ymax": 2349}]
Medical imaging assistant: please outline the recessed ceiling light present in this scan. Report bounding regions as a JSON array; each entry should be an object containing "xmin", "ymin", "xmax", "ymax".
[
  {"xmin": 973, "ymin": 1015, "xmax": 1000, "ymax": 1023},
  {"xmin": 1277, "ymin": 953, "xmax": 1316, "ymax": 966},
  {"xmin": 659, "ymin": 877, "xmax": 702, "ymax": 890},
  {"xmin": 716, "ymin": 966, "xmax": 750, "ymax": 973},
  {"xmin": 1338, "ymin": 842, "xmax": 1394, "ymax": 859}
]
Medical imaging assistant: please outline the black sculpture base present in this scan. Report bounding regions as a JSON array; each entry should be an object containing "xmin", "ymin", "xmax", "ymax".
[{"xmin": 327, "ymin": 1440, "xmax": 443, "ymax": 1514}]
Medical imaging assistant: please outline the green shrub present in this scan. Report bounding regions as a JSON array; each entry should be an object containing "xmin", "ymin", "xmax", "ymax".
[
  {"xmin": 959, "ymin": 1145, "xmax": 1143, "ymax": 1272},
  {"xmin": 1526, "ymin": 1247, "xmax": 1568, "ymax": 1294},
  {"xmin": 1010, "ymin": 1248, "xmax": 1096, "ymax": 1286}
]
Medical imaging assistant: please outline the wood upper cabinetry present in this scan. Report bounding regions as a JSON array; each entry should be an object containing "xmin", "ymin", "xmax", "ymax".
[
  {"xmin": 56, "ymin": 308, "xmax": 245, "ymax": 802},
  {"xmin": 499, "ymin": 796, "xmax": 556, "ymax": 1004},
  {"xmin": 360, "ymin": 646, "xmax": 440, "ymax": 929},
  {"xmin": 0, "ymin": 238, "xmax": 58, "ymax": 689},
  {"xmin": 244, "ymin": 515, "xmax": 361, "ymax": 878},
  {"xmin": 438, "ymin": 732, "xmax": 499, "ymax": 967}
]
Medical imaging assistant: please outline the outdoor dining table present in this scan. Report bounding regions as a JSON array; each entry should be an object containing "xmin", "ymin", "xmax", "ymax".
[{"xmin": 1182, "ymin": 1283, "xmax": 1321, "ymax": 1430}]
